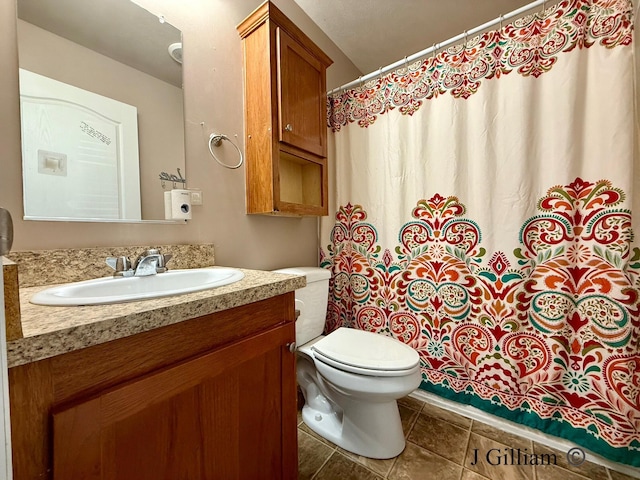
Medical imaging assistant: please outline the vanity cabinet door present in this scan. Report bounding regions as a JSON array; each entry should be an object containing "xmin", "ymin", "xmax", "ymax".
[{"xmin": 52, "ymin": 323, "xmax": 297, "ymax": 480}]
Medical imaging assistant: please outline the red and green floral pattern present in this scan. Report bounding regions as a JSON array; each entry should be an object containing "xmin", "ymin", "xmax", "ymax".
[
  {"xmin": 320, "ymin": 178, "xmax": 640, "ymax": 465},
  {"xmin": 327, "ymin": 0, "xmax": 633, "ymax": 131}
]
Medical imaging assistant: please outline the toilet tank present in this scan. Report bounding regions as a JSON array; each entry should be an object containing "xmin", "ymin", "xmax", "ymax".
[{"xmin": 273, "ymin": 267, "xmax": 331, "ymax": 346}]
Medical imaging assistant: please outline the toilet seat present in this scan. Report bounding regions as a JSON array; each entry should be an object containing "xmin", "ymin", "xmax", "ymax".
[
  {"xmin": 310, "ymin": 327, "xmax": 420, "ymax": 377},
  {"xmin": 312, "ymin": 349, "xmax": 420, "ymax": 377}
]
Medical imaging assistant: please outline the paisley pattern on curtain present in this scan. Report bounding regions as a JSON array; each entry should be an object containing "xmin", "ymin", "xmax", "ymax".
[
  {"xmin": 320, "ymin": 178, "xmax": 640, "ymax": 464},
  {"xmin": 328, "ymin": 0, "xmax": 632, "ymax": 131},
  {"xmin": 321, "ymin": 0, "xmax": 638, "ymax": 467}
]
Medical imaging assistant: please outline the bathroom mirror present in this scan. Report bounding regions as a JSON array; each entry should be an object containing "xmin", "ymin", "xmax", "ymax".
[{"xmin": 17, "ymin": 0, "xmax": 185, "ymax": 222}]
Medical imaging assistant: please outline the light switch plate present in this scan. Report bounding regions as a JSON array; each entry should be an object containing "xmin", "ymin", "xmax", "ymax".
[
  {"xmin": 38, "ymin": 150, "xmax": 67, "ymax": 176},
  {"xmin": 189, "ymin": 189, "xmax": 203, "ymax": 205}
]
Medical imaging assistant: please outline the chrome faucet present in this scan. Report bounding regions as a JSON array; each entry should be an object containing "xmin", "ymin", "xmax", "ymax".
[
  {"xmin": 133, "ymin": 249, "xmax": 173, "ymax": 276},
  {"xmin": 106, "ymin": 248, "xmax": 173, "ymax": 277}
]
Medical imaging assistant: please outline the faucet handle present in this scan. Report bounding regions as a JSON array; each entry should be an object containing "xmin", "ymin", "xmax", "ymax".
[
  {"xmin": 156, "ymin": 253, "xmax": 173, "ymax": 273},
  {"xmin": 106, "ymin": 256, "xmax": 133, "ymax": 276}
]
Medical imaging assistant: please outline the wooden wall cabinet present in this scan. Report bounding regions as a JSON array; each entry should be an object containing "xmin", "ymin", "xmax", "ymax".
[
  {"xmin": 9, "ymin": 294, "xmax": 298, "ymax": 480},
  {"xmin": 238, "ymin": 1, "xmax": 333, "ymax": 216}
]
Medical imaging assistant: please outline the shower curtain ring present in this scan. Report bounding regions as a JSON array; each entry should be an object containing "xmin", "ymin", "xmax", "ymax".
[
  {"xmin": 404, "ymin": 56, "xmax": 409, "ymax": 71},
  {"xmin": 463, "ymin": 30, "xmax": 468, "ymax": 49},
  {"xmin": 499, "ymin": 14, "xmax": 504, "ymax": 30}
]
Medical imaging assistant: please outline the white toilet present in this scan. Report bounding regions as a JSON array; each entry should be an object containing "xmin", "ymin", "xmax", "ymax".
[{"xmin": 275, "ymin": 267, "xmax": 422, "ymax": 459}]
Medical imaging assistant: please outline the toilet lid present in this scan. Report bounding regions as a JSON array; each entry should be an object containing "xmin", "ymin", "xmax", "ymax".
[{"xmin": 311, "ymin": 327, "xmax": 419, "ymax": 372}]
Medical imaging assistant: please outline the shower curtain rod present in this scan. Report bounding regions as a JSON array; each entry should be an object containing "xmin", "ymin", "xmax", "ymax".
[{"xmin": 328, "ymin": 0, "xmax": 548, "ymax": 95}]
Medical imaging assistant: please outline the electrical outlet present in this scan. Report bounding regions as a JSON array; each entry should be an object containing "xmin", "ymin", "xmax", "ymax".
[{"xmin": 189, "ymin": 189, "xmax": 203, "ymax": 206}]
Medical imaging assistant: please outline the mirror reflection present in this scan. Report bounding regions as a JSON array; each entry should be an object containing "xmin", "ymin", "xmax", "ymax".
[{"xmin": 17, "ymin": 0, "xmax": 185, "ymax": 222}]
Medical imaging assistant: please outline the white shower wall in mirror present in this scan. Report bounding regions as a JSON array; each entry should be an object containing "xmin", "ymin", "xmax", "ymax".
[{"xmin": 20, "ymin": 69, "xmax": 141, "ymax": 220}]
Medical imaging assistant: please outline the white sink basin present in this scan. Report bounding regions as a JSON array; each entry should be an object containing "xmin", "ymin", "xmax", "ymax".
[{"xmin": 30, "ymin": 268, "xmax": 245, "ymax": 306}]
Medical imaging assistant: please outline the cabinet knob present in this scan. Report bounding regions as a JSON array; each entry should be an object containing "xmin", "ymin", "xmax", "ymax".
[
  {"xmin": 286, "ymin": 342, "xmax": 297, "ymax": 353},
  {"xmin": 284, "ymin": 123, "xmax": 293, "ymax": 132}
]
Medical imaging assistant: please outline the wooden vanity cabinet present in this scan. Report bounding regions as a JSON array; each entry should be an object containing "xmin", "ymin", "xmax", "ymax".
[
  {"xmin": 9, "ymin": 294, "xmax": 298, "ymax": 480},
  {"xmin": 238, "ymin": 1, "xmax": 333, "ymax": 216}
]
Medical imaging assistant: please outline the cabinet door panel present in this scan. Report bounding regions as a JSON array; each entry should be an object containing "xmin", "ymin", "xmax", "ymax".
[
  {"xmin": 277, "ymin": 28, "xmax": 327, "ymax": 157},
  {"xmin": 106, "ymin": 388, "xmax": 204, "ymax": 480},
  {"xmin": 53, "ymin": 323, "xmax": 295, "ymax": 480}
]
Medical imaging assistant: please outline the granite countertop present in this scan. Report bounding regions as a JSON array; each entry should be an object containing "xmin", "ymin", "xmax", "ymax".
[{"xmin": 8, "ymin": 267, "xmax": 305, "ymax": 368}]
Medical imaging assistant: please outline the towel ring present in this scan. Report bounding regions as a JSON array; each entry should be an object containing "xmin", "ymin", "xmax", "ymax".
[{"xmin": 208, "ymin": 133, "xmax": 243, "ymax": 169}]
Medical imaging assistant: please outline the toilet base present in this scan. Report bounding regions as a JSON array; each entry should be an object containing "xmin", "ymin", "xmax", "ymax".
[{"xmin": 301, "ymin": 397, "xmax": 407, "ymax": 459}]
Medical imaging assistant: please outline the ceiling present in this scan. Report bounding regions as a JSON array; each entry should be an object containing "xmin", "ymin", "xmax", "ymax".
[
  {"xmin": 293, "ymin": 0, "xmax": 536, "ymax": 75},
  {"xmin": 18, "ymin": 0, "xmax": 182, "ymax": 87}
]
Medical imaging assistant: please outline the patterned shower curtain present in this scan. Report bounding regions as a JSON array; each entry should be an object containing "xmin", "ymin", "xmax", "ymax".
[{"xmin": 320, "ymin": 0, "xmax": 639, "ymax": 467}]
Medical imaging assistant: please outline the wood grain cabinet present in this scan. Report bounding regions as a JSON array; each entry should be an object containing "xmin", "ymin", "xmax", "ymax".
[
  {"xmin": 9, "ymin": 294, "xmax": 298, "ymax": 480},
  {"xmin": 238, "ymin": 1, "xmax": 333, "ymax": 216}
]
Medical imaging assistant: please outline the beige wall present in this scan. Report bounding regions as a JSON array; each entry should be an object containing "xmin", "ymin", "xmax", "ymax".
[{"xmin": 0, "ymin": 0, "xmax": 361, "ymax": 270}]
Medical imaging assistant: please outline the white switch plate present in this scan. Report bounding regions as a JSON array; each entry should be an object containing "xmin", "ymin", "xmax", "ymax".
[
  {"xmin": 38, "ymin": 150, "xmax": 67, "ymax": 176},
  {"xmin": 189, "ymin": 189, "xmax": 203, "ymax": 205}
]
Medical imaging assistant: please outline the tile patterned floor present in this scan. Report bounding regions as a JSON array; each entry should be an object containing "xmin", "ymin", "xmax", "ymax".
[{"xmin": 297, "ymin": 396, "xmax": 640, "ymax": 480}]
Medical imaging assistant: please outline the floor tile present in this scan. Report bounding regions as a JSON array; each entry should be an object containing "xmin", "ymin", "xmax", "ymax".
[
  {"xmin": 298, "ymin": 420, "xmax": 337, "ymax": 448},
  {"xmin": 398, "ymin": 396, "xmax": 425, "ymax": 412},
  {"xmin": 536, "ymin": 464, "xmax": 592, "ymax": 480},
  {"xmin": 407, "ymin": 411, "xmax": 470, "ymax": 464},
  {"xmin": 610, "ymin": 469, "xmax": 640, "ymax": 480},
  {"xmin": 297, "ymin": 430, "xmax": 334, "ymax": 480},
  {"xmin": 532, "ymin": 442, "xmax": 608, "ymax": 479},
  {"xmin": 314, "ymin": 452, "xmax": 383, "ymax": 480},
  {"xmin": 465, "ymin": 433, "xmax": 535, "ymax": 480},
  {"xmin": 388, "ymin": 442, "xmax": 462, "ymax": 480},
  {"xmin": 471, "ymin": 420, "xmax": 532, "ymax": 450},
  {"xmin": 399, "ymin": 404, "xmax": 419, "ymax": 438},
  {"xmin": 461, "ymin": 469, "xmax": 491, "ymax": 480},
  {"xmin": 296, "ymin": 398, "xmax": 640, "ymax": 480},
  {"xmin": 420, "ymin": 401, "xmax": 473, "ymax": 429},
  {"xmin": 338, "ymin": 446, "xmax": 398, "ymax": 478}
]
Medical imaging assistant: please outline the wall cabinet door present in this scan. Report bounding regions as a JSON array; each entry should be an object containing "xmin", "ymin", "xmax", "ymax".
[
  {"xmin": 277, "ymin": 28, "xmax": 327, "ymax": 158},
  {"xmin": 52, "ymin": 323, "xmax": 297, "ymax": 480}
]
